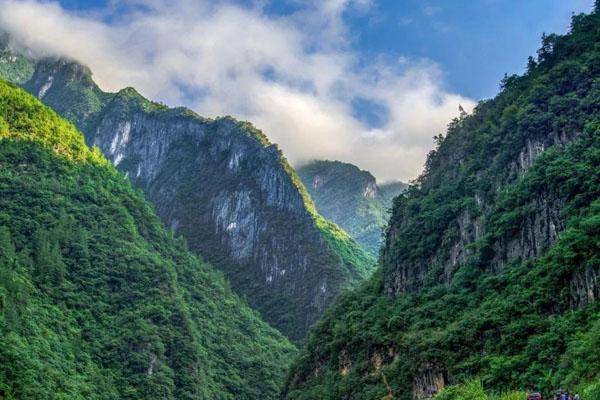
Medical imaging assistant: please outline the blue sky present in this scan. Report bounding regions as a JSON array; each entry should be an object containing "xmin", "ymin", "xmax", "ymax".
[
  {"xmin": 3, "ymin": 0, "xmax": 595, "ymax": 180},
  {"xmin": 345, "ymin": 0, "xmax": 595, "ymax": 99},
  {"xmin": 58, "ymin": 0, "xmax": 595, "ymax": 100}
]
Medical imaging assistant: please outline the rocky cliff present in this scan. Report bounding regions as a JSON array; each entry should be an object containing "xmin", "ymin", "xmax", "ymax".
[
  {"xmin": 382, "ymin": 127, "xmax": 582, "ymax": 296},
  {"xmin": 0, "ymin": 79, "xmax": 295, "ymax": 399},
  {"xmin": 0, "ymin": 43, "xmax": 374, "ymax": 341},
  {"xmin": 297, "ymin": 160, "xmax": 406, "ymax": 256},
  {"xmin": 284, "ymin": 8, "xmax": 600, "ymax": 400}
]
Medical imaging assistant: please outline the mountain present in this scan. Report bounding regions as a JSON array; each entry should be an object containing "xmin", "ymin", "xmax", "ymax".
[
  {"xmin": 284, "ymin": 8, "xmax": 600, "ymax": 400},
  {"xmin": 297, "ymin": 160, "xmax": 407, "ymax": 256},
  {"xmin": 0, "ymin": 79, "xmax": 295, "ymax": 399},
  {"xmin": 0, "ymin": 33, "xmax": 33, "ymax": 85},
  {"xmin": 0, "ymin": 41, "xmax": 375, "ymax": 342}
]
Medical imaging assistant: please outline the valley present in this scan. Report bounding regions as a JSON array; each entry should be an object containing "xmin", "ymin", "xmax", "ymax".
[{"xmin": 0, "ymin": 3, "xmax": 599, "ymax": 400}]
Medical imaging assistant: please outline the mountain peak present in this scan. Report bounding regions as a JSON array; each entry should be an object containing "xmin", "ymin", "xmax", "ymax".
[
  {"xmin": 0, "ymin": 77, "xmax": 295, "ymax": 398},
  {"xmin": 297, "ymin": 159, "xmax": 406, "ymax": 256}
]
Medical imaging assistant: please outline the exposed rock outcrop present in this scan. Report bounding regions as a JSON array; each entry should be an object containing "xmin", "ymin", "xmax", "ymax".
[
  {"xmin": 571, "ymin": 266, "xmax": 599, "ymax": 308},
  {"xmin": 282, "ymin": 9, "xmax": 600, "ymax": 399},
  {"xmin": 383, "ymin": 129, "xmax": 582, "ymax": 296},
  {"xmin": 412, "ymin": 365, "xmax": 446, "ymax": 400}
]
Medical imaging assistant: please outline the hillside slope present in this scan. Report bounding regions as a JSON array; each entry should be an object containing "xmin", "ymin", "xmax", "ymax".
[
  {"xmin": 0, "ymin": 79, "xmax": 295, "ymax": 399},
  {"xmin": 284, "ymin": 8, "xmax": 600, "ymax": 400},
  {"xmin": 298, "ymin": 160, "xmax": 406, "ymax": 256},
  {"xmin": 0, "ymin": 44, "xmax": 375, "ymax": 341}
]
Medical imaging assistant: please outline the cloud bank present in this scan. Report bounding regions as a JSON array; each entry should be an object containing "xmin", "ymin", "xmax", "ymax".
[{"xmin": 0, "ymin": 0, "xmax": 475, "ymax": 181}]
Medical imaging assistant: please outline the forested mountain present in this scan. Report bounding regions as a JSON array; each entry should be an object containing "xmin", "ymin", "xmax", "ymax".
[
  {"xmin": 0, "ymin": 80, "xmax": 295, "ymax": 399},
  {"xmin": 0, "ymin": 39, "xmax": 375, "ymax": 341},
  {"xmin": 298, "ymin": 160, "xmax": 406, "ymax": 256},
  {"xmin": 284, "ymin": 7, "xmax": 600, "ymax": 400},
  {"xmin": 0, "ymin": 34, "xmax": 33, "ymax": 84}
]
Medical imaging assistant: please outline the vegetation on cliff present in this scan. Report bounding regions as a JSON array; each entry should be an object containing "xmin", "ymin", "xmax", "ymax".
[
  {"xmin": 0, "ymin": 33, "xmax": 34, "ymax": 84},
  {"xmin": 0, "ymin": 45, "xmax": 375, "ymax": 341},
  {"xmin": 0, "ymin": 79, "xmax": 295, "ymax": 399},
  {"xmin": 284, "ymin": 7, "xmax": 600, "ymax": 400},
  {"xmin": 298, "ymin": 160, "xmax": 406, "ymax": 256}
]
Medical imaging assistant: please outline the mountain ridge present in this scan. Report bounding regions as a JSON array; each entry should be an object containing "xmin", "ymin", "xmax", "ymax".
[
  {"xmin": 297, "ymin": 160, "xmax": 407, "ymax": 256},
  {"xmin": 0, "ymin": 43, "xmax": 375, "ymax": 341},
  {"xmin": 0, "ymin": 78, "xmax": 296, "ymax": 399}
]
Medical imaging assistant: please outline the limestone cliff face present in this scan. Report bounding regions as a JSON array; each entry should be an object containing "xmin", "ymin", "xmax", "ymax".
[
  {"xmin": 0, "ymin": 78, "xmax": 297, "ymax": 400},
  {"xmin": 382, "ymin": 128, "xmax": 583, "ymax": 297},
  {"xmin": 16, "ymin": 57, "xmax": 372, "ymax": 342},
  {"xmin": 412, "ymin": 365, "xmax": 446, "ymax": 400}
]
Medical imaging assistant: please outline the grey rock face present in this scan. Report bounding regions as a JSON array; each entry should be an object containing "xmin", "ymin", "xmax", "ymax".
[
  {"xmin": 383, "ymin": 128, "xmax": 583, "ymax": 297},
  {"xmin": 571, "ymin": 266, "xmax": 599, "ymax": 307},
  {"xmin": 412, "ymin": 365, "xmax": 446, "ymax": 400},
  {"xmin": 90, "ymin": 105, "xmax": 357, "ymax": 341},
  {"xmin": 491, "ymin": 193, "xmax": 564, "ymax": 271}
]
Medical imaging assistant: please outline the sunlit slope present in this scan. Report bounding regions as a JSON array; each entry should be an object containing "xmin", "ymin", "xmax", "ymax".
[{"xmin": 0, "ymin": 79, "xmax": 296, "ymax": 400}]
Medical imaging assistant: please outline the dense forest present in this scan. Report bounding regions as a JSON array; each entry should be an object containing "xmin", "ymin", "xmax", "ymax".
[
  {"xmin": 0, "ymin": 80, "xmax": 296, "ymax": 399},
  {"xmin": 283, "ymin": 6, "xmax": 600, "ymax": 400},
  {"xmin": 1, "ymin": 3, "xmax": 599, "ymax": 400}
]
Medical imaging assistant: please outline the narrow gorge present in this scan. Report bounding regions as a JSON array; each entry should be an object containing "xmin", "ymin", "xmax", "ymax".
[{"xmin": 1, "ymin": 4, "xmax": 599, "ymax": 400}]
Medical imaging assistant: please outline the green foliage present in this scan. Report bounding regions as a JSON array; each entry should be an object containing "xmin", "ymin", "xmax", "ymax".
[
  {"xmin": 583, "ymin": 380, "xmax": 600, "ymax": 400},
  {"xmin": 235, "ymin": 118, "xmax": 272, "ymax": 147},
  {"xmin": 0, "ymin": 79, "xmax": 295, "ymax": 399},
  {"xmin": 0, "ymin": 34, "xmax": 34, "ymax": 84},
  {"xmin": 21, "ymin": 59, "xmax": 113, "ymax": 134},
  {"xmin": 315, "ymin": 215, "xmax": 376, "ymax": 278},
  {"xmin": 436, "ymin": 380, "xmax": 526, "ymax": 400},
  {"xmin": 282, "ymin": 157, "xmax": 376, "ymax": 277},
  {"xmin": 291, "ymin": 159, "xmax": 378, "ymax": 278},
  {"xmin": 0, "ymin": 80, "xmax": 105, "ymax": 164},
  {"xmin": 298, "ymin": 160, "xmax": 406, "ymax": 257},
  {"xmin": 0, "ymin": 115, "xmax": 8, "ymax": 135},
  {"xmin": 285, "ymin": 8, "xmax": 600, "ymax": 400},
  {"xmin": 562, "ymin": 317, "xmax": 600, "ymax": 388},
  {"xmin": 0, "ymin": 52, "xmax": 33, "ymax": 84}
]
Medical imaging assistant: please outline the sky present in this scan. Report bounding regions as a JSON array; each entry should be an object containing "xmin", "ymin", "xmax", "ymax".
[{"xmin": 0, "ymin": 0, "xmax": 594, "ymax": 181}]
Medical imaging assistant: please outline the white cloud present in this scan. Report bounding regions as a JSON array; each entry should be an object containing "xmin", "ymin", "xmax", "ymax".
[
  {"xmin": 0, "ymin": 0, "xmax": 475, "ymax": 181},
  {"xmin": 423, "ymin": 5, "xmax": 442, "ymax": 16}
]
